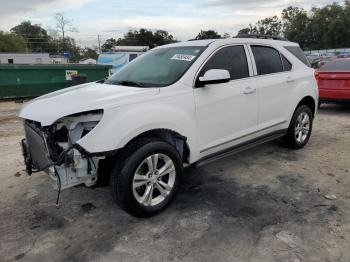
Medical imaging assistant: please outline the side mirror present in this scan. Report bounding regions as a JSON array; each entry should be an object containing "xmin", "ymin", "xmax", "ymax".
[{"xmin": 196, "ymin": 69, "xmax": 230, "ymax": 87}]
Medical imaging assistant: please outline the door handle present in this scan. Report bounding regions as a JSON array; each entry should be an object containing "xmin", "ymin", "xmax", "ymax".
[
  {"xmin": 286, "ymin": 76, "xmax": 295, "ymax": 83},
  {"xmin": 243, "ymin": 86, "xmax": 256, "ymax": 95}
]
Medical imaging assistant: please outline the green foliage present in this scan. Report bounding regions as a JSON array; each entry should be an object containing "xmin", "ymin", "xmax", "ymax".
[
  {"xmin": 101, "ymin": 29, "xmax": 177, "ymax": 50},
  {"xmin": 238, "ymin": 25, "xmax": 255, "ymax": 35},
  {"xmin": 256, "ymin": 16, "xmax": 282, "ymax": 36},
  {"xmin": 11, "ymin": 21, "xmax": 51, "ymax": 52},
  {"xmin": 238, "ymin": 16, "xmax": 282, "ymax": 37},
  {"xmin": 195, "ymin": 30, "xmax": 221, "ymax": 40},
  {"xmin": 238, "ymin": 2, "xmax": 350, "ymax": 50},
  {"xmin": 307, "ymin": 3, "xmax": 350, "ymax": 49},
  {"xmin": 223, "ymin": 33, "xmax": 231, "ymax": 38},
  {"xmin": 0, "ymin": 31, "xmax": 26, "ymax": 52},
  {"xmin": 81, "ymin": 48, "xmax": 98, "ymax": 60},
  {"xmin": 282, "ymin": 7, "xmax": 310, "ymax": 49},
  {"xmin": 101, "ymin": 38, "xmax": 117, "ymax": 50}
]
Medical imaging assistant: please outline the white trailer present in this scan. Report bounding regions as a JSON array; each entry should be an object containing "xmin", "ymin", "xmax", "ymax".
[{"xmin": 97, "ymin": 46, "xmax": 149, "ymax": 74}]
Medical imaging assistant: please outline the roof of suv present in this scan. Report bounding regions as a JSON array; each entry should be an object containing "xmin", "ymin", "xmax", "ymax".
[{"xmin": 161, "ymin": 38, "xmax": 299, "ymax": 48}]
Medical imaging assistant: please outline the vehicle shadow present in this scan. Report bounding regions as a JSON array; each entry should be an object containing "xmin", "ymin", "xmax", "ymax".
[{"xmin": 319, "ymin": 104, "xmax": 350, "ymax": 114}]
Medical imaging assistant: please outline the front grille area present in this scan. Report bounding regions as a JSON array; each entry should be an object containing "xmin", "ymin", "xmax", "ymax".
[{"xmin": 24, "ymin": 120, "xmax": 50, "ymax": 172}]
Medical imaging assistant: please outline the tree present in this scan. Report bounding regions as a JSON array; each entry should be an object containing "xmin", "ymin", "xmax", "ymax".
[
  {"xmin": 237, "ymin": 24, "xmax": 259, "ymax": 36},
  {"xmin": 122, "ymin": 28, "xmax": 154, "ymax": 47},
  {"xmin": 237, "ymin": 2, "xmax": 350, "ymax": 50},
  {"xmin": 153, "ymin": 30, "xmax": 176, "ymax": 46},
  {"xmin": 0, "ymin": 31, "xmax": 26, "ymax": 52},
  {"xmin": 101, "ymin": 38, "xmax": 117, "ymax": 50},
  {"xmin": 256, "ymin": 16, "xmax": 282, "ymax": 36},
  {"xmin": 223, "ymin": 33, "xmax": 231, "ymax": 38},
  {"xmin": 282, "ymin": 3, "xmax": 350, "ymax": 50},
  {"xmin": 195, "ymin": 30, "xmax": 221, "ymax": 40},
  {"xmin": 308, "ymin": 3, "xmax": 350, "ymax": 49},
  {"xmin": 11, "ymin": 21, "xmax": 50, "ymax": 52},
  {"xmin": 102, "ymin": 29, "xmax": 177, "ymax": 50},
  {"xmin": 237, "ymin": 16, "xmax": 282, "ymax": 37},
  {"xmin": 282, "ymin": 6, "xmax": 310, "ymax": 49},
  {"xmin": 59, "ymin": 37, "xmax": 81, "ymax": 62},
  {"xmin": 81, "ymin": 47, "xmax": 98, "ymax": 60},
  {"xmin": 54, "ymin": 13, "xmax": 77, "ymax": 50}
]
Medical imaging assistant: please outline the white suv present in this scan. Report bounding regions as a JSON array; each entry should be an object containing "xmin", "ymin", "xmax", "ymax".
[{"xmin": 19, "ymin": 36, "xmax": 318, "ymax": 217}]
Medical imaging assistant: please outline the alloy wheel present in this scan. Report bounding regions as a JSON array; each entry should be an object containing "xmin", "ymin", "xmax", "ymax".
[
  {"xmin": 295, "ymin": 112, "xmax": 310, "ymax": 144},
  {"xmin": 132, "ymin": 154, "xmax": 176, "ymax": 207}
]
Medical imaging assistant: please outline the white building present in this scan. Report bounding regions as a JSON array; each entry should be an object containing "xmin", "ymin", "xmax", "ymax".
[
  {"xmin": 0, "ymin": 53, "xmax": 68, "ymax": 64},
  {"xmin": 79, "ymin": 58, "xmax": 97, "ymax": 64},
  {"xmin": 50, "ymin": 55, "xmax": 69, "ymax": 64}
]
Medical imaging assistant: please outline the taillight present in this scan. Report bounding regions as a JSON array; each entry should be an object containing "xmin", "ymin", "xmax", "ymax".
[{"xmin": 314, "ymin": 71, "xmax": 319, "ymax": 81}]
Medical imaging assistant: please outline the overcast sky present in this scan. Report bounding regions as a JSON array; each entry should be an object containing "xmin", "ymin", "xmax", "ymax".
[{"xmin": 0, "ymin": 0, "xmax": 344, "ymax": 47}]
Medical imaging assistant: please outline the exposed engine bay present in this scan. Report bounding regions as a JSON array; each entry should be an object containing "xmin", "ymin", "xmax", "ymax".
[{"xmin": 22, "ymin": 110, "xmax": 105, "ymax": 191}]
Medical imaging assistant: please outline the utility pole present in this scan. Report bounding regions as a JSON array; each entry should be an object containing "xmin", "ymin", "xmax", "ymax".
[{"xmin": 98, "ymin": 35, "xmax": 101, "ymax": 53}]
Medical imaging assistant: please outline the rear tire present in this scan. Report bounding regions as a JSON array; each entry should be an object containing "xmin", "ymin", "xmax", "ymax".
[
  {"xmin": 110, "ymin": 138, "xmax": 183, "ymax": 217},
  {"xmin": 283, "ymin": 105, "xmax": 313, "ymax": 149}
]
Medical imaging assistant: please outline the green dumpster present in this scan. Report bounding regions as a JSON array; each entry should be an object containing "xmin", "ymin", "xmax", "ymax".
[{"xmin": 0, "ymin": 64, "xmax": 112, "ymax": 99}]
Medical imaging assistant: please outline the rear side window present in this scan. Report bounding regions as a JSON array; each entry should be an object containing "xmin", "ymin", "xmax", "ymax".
[
  {"xmin": 200, "ymin": 45, "xmax": 249, "ymax": 80},
  {"xmin": 281, "ymin": 55, "xmax": 292, "ymax": 71},
  {"xmin": 251, "ymin": 46, "xmax": 283, "ymax": 75},
  {"xmin": 284, "ymin": 46, "xmax": 311, "ymax": 67}
]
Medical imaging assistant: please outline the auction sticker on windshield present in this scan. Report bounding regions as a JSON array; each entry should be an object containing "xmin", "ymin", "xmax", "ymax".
[{"xmin": 171, "ymin": 54, "xmax": 196, "ymax": 62}]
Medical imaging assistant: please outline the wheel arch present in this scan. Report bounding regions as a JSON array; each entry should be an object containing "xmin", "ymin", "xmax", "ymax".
[
  {"xmin": 296, "ymin": 96, "xmax": 316, "ymax": 118},
  {"xmin": 122, "ymin": 128, "xmax": 190, "ymax": 164}
]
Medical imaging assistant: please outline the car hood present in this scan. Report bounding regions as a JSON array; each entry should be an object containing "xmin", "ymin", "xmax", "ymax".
[{"xmin": 18, "ymin": 82, "xmax": 160, "ymax": 126}]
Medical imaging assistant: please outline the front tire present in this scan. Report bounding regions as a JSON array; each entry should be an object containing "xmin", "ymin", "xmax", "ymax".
[
  {"xmin": 110, "ymin": 139, "xmax": 183, "ymax": 217},
  {"xmin": 283, "ymin": 105, "xmax": 313, "ymax": 149}
]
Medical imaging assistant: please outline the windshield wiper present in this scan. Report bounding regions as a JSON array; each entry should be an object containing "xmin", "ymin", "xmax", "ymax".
[{"xmin": 117, "ymin": 80, "xmax": 144, "ymax": 87}]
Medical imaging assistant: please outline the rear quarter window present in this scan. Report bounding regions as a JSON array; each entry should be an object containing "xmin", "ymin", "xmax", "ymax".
[
  {"xmin": 281, "ymin": 55, "xmax": 292, "ymax": 71},
  {"xmin": 284, "ymin": 46, "xmax": 311, "ymax": 67}
]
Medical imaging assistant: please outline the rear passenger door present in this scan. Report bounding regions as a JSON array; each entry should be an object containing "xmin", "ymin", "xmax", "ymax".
[{"xmin": 249, "ymin": 45, "xmax": 293, "ymax": 132}]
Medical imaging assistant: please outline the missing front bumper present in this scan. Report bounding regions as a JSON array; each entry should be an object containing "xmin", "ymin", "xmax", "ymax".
[{"xmin": 21, "ymin": 121, "xmax": 100, "ymax": 190}]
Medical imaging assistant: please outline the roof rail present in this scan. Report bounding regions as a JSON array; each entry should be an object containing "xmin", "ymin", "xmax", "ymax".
[{"xmin": 235, "ymin": 33, "xmax": 288, "ymax": 41}]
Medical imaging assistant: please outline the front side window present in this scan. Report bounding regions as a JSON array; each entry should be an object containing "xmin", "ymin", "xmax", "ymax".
[
  {"xmin": 105, "ymin": 46, "xmax": 206, "ymax": 87},
  {"xmin": 251, "ymin": 46, "xmax": 283, "ymax": 75},
  {"xmin": 199, "ymin": 45, "xmax": 249, "ymax": 80}
]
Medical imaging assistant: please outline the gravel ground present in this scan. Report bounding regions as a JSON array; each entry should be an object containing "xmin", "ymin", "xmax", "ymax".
[{"xmin": 0, "ymin": 101, "xmax": 349, "ymax": 262}]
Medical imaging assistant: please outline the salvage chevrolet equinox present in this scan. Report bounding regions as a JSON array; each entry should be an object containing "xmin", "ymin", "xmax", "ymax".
[{"xmin": 19, "ymin": 36, "xmax": 319, "ymax": 217}]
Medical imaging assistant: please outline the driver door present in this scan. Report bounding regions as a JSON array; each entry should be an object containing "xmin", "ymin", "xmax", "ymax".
[{"xmin": 194, "ymin": 45, "xmax": 258, "ymax": 155}]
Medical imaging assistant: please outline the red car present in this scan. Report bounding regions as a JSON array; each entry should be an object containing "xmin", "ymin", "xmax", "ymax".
[{"xmin": 316, "ymin": 58, "xmax": 350, "ymax": 105}]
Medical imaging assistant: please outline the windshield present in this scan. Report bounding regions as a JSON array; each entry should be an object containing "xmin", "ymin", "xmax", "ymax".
[{"xmin": 105, "ymin": 46, "xmax": 206, "ymax": 87}]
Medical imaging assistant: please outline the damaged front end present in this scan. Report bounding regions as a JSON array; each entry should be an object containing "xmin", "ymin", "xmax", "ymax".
[{"xmin": 21, "ymin": 110, "xmax": 105, "ymax": 191}]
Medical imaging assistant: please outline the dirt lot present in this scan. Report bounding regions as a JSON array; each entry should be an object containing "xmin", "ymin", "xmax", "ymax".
[{"xmin": 0, "ymin": 101, "xmax": 349, "ymax": 262}]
